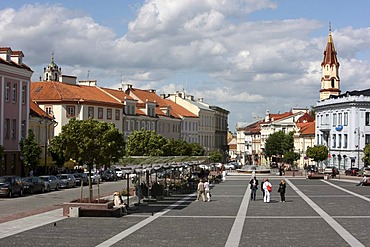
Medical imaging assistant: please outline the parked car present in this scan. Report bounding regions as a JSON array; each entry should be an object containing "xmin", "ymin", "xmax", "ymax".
[
  {"xmin": 39, "ymin": 175, "xmax": 60, "ymax": 191},
  {"xmin": 357, "ymin": 167, "xmax": 370, "ymax": 177},
  {"xmin": 224, "ymin": 163, "xmax": 236, "ymax": 170},
  {"xmin": 344, "ymin": 167, "xmax": 359, "ymax": 176},
  {"xmin": 101, "ymin": 169, "xmax": 118, "ymax": 181},
  {"xmin": 306, "ymin": 165, "xmax": 318, "ymax": 172},
  {"xmin": 22, "ymin": 177, "xmax": 46, "ymax": 194},
  {"xmin": 84, "ymin": 172, "xmax": 101, "ymax": 184},
  {"xmin": 323, "ymin": 166, "xmax": 339, "ymax": 176},
  {"xmin": 56, "ymin": 174, "xmax": 76, "ymax": 188},
  {"xmin": 0, "ymin": 176, "xmax": 24, "ymax": 197},
  {"xmin": 73, "ymin": 173, "xmax": 88, "ymax": 186},
  {"xmin": 114, "ymin": 168, "xmax": 124, "ymax": 179}
]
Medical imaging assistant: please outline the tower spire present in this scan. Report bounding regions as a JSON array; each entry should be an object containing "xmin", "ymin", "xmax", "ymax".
[{"xmin": 320, "ymin": 23, "xmax": 341, "ymax": 101}]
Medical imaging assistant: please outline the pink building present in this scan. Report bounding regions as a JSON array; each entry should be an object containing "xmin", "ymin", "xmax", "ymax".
[{"xmin": 0, "ymin": 47, "xmax": 33, "ymax": 176}]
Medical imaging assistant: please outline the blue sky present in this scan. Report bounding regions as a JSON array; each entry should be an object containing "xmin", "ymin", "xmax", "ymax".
[{"xmin": 1, "ymin": 0, "xmax": 369, "ymax": 131}]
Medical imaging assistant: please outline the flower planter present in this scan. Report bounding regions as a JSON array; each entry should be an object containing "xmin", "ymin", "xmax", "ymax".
[{"xmin": 63, "ymin": 199, "xmax": 114, "ymax": 217}]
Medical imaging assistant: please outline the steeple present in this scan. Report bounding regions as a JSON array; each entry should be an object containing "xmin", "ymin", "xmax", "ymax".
[
  {"xmin": 320, "ymin": 22, "xmax": 340, "ymax": 101},
  {"xmin": 43, "ymin": 51, "xmax": 62, "ymax": 82}
]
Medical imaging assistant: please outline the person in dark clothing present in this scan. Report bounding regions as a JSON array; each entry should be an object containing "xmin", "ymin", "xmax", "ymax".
[
  {"xmin": 277, "ymin": 179, "xmax": 286, "ymax": 202},
  {"xmin": 261, "ymin": 178, "xmax": 266, "ymax": 199},
  {"xmin": 249, "ymin": 176, "xmax": 258, "ymax": 201}
]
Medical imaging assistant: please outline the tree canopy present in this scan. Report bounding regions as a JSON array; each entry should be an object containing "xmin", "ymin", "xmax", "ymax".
[
  {"xmin": 19, "ymin": 129, "xmax": 42, "ymax": 174},
  {"xmin": 264, "ymin": 131, "xmax": 294, "ymax": 158},
  {"xmin": 49, "ymin": 118, "xmax": 125, "ymax": 168},
  {"xmin": 363, "ymin": 144, "xmax": 370, "ymax": 166},
  {"xmin": 126, "ymin": 129, "xmax": 205, "ymax": 156},
  {"xmin": 306, "ymin": 145, "xmax": 328, "ymax": 163}
]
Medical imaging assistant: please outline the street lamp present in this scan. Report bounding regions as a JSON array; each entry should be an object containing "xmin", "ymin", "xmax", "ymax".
[{"xmin": 354, "ymin": 128, "xmax": 364, "ymax": 169}]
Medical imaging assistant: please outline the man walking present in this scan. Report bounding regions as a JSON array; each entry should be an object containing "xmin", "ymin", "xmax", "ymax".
[{"xmin": 249, "ymin": 176, "xmax": 258, "ymax": 201}]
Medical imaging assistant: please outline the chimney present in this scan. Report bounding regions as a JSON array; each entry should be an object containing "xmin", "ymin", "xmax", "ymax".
[
  {"xmin": 122, "ymin": 83, "xmax": 132, "ymax": 92},
  {"xmin": 149, "ymin": 89, "xmax": 156, "ymax": 93},
  {"xmin": 198, "ymin": 98, "xmax": 203, "ymax": 102}
]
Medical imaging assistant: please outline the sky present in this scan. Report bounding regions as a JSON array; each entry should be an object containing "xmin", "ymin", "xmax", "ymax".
[{"xmin": 1, "ymin": 0, "xmax": 370, "ymax": 132}]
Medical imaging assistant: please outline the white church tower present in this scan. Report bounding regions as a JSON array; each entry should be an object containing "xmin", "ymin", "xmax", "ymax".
[{"xmin": 43, "ymin": 51, "xmax": 62, "ymax": 81}]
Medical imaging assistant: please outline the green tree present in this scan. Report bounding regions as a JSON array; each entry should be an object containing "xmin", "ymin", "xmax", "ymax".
[
  {"xmin": 209, "ymin": 150, "xmax": 222, "ymax": 163},
  {"xmin": 189, "ymin": 143, "xmax": 205, "ymax": 156},
  {"xmin": 126, "ymin": 129, "xmax": 168, "ymax": 156},
  {"xmin": 265, "ymin": 131, "xmax": 294, "ymax": 162},
  {"xmin": 306, "ymin": 145, "xmax": 328, "ymax": 166},
  {"xmin": 363, "ymin": 144, "xmax": 370, "ymax": 167},
  {"xmin": 284, "ymin": 151, "xmax": 301, "ymax": 166},
  {"xmin": 19, "ymin": 129, "xmax": 42, "ymax": 175},
  {"xmin": 49, "ymin": 118, "xmax": 125, "ymax": 200}
]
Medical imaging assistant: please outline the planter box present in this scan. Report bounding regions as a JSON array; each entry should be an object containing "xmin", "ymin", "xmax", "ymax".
[{"xmin": 63, "ymin": 200, "xmax": 114, "ymax": 217}]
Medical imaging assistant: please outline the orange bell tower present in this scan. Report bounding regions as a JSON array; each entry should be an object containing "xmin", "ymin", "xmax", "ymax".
[{"xmin": 320, "ymin": 22, "xmax": 341, "ymax": 101}]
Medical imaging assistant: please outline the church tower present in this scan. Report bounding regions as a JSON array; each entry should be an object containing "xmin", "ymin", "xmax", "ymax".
[
  {"xmin": 43, "ymin": 51, "xmax": 62, "ymax": 81},
  {"xmin": 320, "ymin": 23, "xmax": 340, "ymax": 101}
]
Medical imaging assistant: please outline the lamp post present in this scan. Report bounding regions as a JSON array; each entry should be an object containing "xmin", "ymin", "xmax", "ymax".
[{"xmin": 354, "ymin": 128, "xmax": 364, "ymax": 169}]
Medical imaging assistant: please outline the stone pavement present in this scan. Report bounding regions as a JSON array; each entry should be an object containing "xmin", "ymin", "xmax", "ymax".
[{"xmin": 0, "ymin": 173, "xmax": 369, "ymax": 247}]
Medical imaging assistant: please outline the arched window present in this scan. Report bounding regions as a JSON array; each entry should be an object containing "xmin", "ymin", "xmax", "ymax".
[{"xmin": 331, "ymin": 78, "xmax": 335, "ymax": 88}]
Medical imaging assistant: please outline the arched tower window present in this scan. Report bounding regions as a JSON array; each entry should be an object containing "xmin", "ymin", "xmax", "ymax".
[{"xmin": 331, "ymin": 78, "xmax": 335, "ymax": 88}]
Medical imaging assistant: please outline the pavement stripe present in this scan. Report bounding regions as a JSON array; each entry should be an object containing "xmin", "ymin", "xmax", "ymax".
[
  {"xmin": 96, "ymin": 193, "xmax": 196, "ymax": 247},
  {"xmin": 0, "ymin": 208, "xmax": 64, "ymax": 239},
  {"xmin": 323, "ymin": 180, "xmax": 370, "ymax": 202},
  {"xmin": 286, "ymin": 179, "xmax": 364, "ymax": 247},
  {"xmin": 224, "ymin": 173, "xmax": 253, "ymax": 247}
]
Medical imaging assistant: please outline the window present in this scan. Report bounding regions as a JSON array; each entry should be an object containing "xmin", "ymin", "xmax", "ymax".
[
  {"xmin": 98, "ymin": 108, "xmax": 103, "ymax": 119},
  {"xmin": 332, "ymin": 134, "xmax": 336, "ymax": 148},
  {"xmin": 45, "ymin": 106, "xmax": 52, "ymax": 115},
  {"xmin": 11, "ymin": 119, "xmax": 16, "ymax": 139},
  {"xmin": 344, "ymin": 112, "xmax": 348, "ymax": 126},
  {"xmin": 5, "ymin": 119, "xmax": 10, "ymax": 139},
  {"xmin": 21, "ymin": 120, "xmax": 26, "ymax": 139},
  {"xmin": 22, "ymin": 85, "xmax": 27, "ymax": 104},
  {"xmin": 66, "ymin": 105, "xmax": 75, "ymax": 118},
  {"xmin": 136, "ymin": 121, "xmax": 140, "ymax": 130},
  {"xmin": 88, "ymin": 107, "xmax": 94, "ymax": 118},
  {"xmin": 107, "ymin": 109, "xmax": 112, "ymax": 119},
  {"xmin": 12, "ymin": 84, "xmax": 17, "ymax": 102},
  {"xmin": 338, "ymin": 113, "xmax": 342, "ymax": 125},
  {"xmin": 366, "ymin": 112, "xmax": 370, "ymax": 126},
  {"xmin": 366, "ymin": 134, "xmax": 370, "ymax": 145},
  {"xmin": 333, "ymin": 113, "xmax": 337, "ymax": 126},
  {"xmin": 115, "ymin": 109, "xmax": 120, "ymax": 120},
  {"xmin": 5, "ymin": 82, "xmax": 10, "ymax": 102},
  {"xmin": 338, "ymin": 134, "xmax": 341, "ymax": 148},
  {"xmin": 343, "ymin": 134, "xmax": 348, "ymax": 148}
]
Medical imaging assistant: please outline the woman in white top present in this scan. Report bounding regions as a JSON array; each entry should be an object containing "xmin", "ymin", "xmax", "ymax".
[
  {"xmin": 204, "ymin": 180, "xmax": 211, "ymax": 202},
  {"xmin": 262, "ymin": 178, "xmax": 272, "ymax": 203}
]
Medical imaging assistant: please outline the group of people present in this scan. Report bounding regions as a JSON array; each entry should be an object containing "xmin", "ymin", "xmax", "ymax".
[
  {"xmin": 249, "ymin": 177, "xmax": 286, "ymax": 203},
  {"xmin": 196, "ymin": 179, "xmax": 211, "ymax": 202}
]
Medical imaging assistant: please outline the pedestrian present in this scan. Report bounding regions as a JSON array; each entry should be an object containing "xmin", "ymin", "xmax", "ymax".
[
  {"xmin": 249, "ymin": 176, "xmax": 258, "ymax": 201},
  {"xmin": 221, "ymin": 164, "xmax": 226, "ymax": 182},
  {"xmin": 261, "ymin": 178, "xmax": 266, "ymax": 199},
  {"xmin": 277, "ymin": 179, "xmax": 286, "ymax": 202},
  {"xmin": 204, "ymin": 179, "xmax": 211, "ymax": 202},
  {"xmin": 356, "ymin": 175, "xmax": 368, "ymax": 186},
  {"xmin": 196, "ymin": 179, "xmax": 206, "ymax": 202},
  {"xmin": 262, "ymin": 178, "xmax": 272, "ymax": 203}
]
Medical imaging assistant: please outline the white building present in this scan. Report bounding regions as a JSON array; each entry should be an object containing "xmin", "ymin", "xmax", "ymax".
[{"xmin": 315, "ymin": 28, "xmax": 370, "ymax": 169}]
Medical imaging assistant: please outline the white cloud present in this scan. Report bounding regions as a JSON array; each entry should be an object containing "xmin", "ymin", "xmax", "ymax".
[{"xmin": 1, "ymin": 1, "xmax": 369, "ymax": 130}]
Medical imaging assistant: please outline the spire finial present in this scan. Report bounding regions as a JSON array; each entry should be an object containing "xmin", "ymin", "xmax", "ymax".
[
  {"xmin": 51, "ymin": 51, "xmax": 54, "ymax": 63},
  {"xmin": 329, "ymin": 21, "xmax": 331, "ymax": 33}
]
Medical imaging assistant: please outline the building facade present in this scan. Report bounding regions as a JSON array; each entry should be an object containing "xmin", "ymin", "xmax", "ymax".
[{"xmin": 0, "ymin": 47, "xmax": 33, "ymax": 176}]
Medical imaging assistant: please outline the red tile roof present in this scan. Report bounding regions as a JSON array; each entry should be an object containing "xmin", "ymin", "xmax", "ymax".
[
  {"xmin": 30, "ymin": 81, "xmax": 124, "ymax": 107},
  {"xmin": 30, "ymin": 101, "xmax": 52, "ymax": 119},
  {"xmin": 296, "ymin": 122, "xmax": 315, "ymax": 135},
  {"xmin": 321, "ymin": 32, "xmax": 339, "ymax": 67},
  {"xmin": 297, "ymin": 112, "xmax": 314, "ymax": 123}
]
